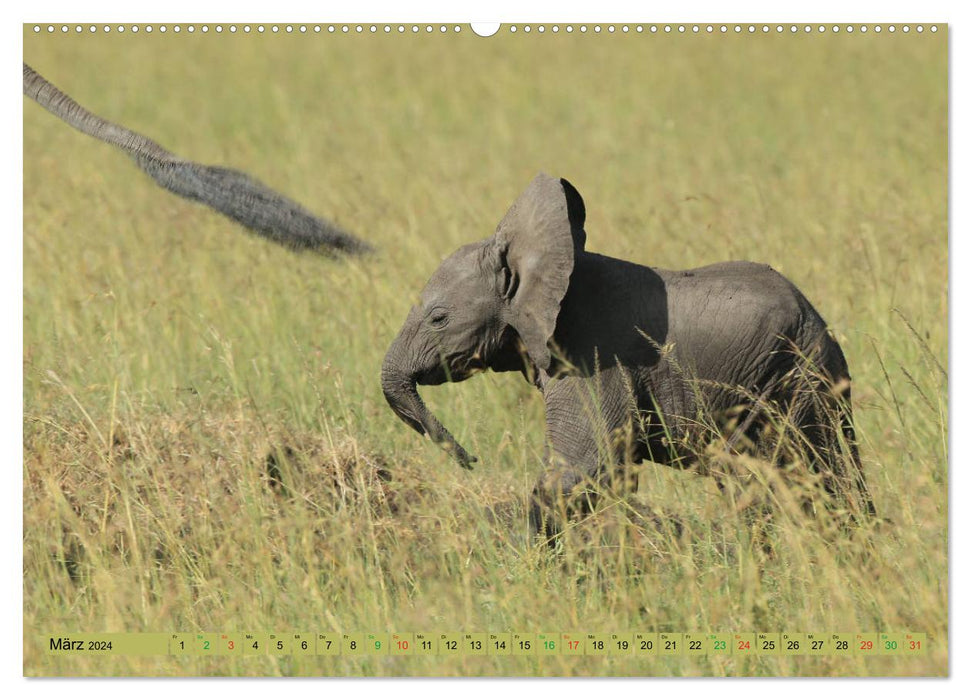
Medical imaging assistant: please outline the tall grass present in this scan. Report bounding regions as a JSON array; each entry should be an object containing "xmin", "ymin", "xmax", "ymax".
[{"xmin": 23, "ymin": 27, "xmax": 947, "ymax": 676}]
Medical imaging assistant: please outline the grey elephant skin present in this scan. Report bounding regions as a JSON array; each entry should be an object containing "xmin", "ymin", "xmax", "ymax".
[{"xmin": 382, "ymin": 173, "xmax": 875, "ymax": 536}]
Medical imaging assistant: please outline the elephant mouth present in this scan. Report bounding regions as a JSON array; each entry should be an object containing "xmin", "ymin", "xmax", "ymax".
[{"xmin": 418, "ymin": 354, "xmax": 487, "ymax": 386}]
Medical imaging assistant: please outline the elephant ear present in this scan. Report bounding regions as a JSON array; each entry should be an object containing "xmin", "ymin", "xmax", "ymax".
[{"xmin": 495, "ymin": 173, "xmax": 587, "ymax": 371}]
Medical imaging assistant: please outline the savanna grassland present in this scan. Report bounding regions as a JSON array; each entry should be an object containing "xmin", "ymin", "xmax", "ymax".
[{"xmin": 23, "ymin": 25, "xmax": 947, "ymax": 676}]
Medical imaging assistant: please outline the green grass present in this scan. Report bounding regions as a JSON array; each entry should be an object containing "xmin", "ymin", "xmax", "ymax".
[{"xmin": 23, "ymin": 27, "xmax": 947, "ymax": 676}]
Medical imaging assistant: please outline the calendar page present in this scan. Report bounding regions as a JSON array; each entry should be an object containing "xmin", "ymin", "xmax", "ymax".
[{"xmin": 22, "ymin": 18, "xmax": 947, "ymax": 678}]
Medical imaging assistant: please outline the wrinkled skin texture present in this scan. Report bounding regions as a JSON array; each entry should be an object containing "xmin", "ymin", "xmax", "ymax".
[{"xmin": 382, "ymin": 173, "xmax": 875, "ymax": 537}]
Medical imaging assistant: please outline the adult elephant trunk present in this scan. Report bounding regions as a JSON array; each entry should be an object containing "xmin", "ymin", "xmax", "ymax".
[
  {"xmin": 381, "ymin": 345, "xmax": 478, "ymax": 470},
  {"xmin": 24, "ymin": 63, "xmax": 371, "ymax": 255}
]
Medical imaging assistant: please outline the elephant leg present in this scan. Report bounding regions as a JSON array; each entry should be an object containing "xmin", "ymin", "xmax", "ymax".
[
  {"xmin": 786, "ymin": 382, "xmax": 875, "ymax": 525},
  {"xmin": 529, "ymin": 376, "xmax": 635, "ymax": 539},
  {"xmin": 528, "ymin": 458, "xmax": 598, "ymax": 540},
  {"xmin": 725, "ymin": 370, "xmax": 865, "ymax": 530},
  {"xmin": 712, "ymin": 388, "xmax": 775, "ymax": 507}
]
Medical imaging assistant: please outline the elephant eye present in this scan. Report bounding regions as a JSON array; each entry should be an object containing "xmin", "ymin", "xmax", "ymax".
[{"xmin": 428, "ymin": 308, "xmax": 449, "ymax": 329}]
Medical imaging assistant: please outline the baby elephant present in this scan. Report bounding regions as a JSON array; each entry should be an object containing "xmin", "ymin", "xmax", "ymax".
[{"xmin": 381, "ymin": 173, "xmax": 875, "ymax": 536}]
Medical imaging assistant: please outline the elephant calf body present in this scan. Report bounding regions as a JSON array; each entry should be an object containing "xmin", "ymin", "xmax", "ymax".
[{"xmin": 382, "ymin": 173, "xmax": 875, "ymax": 538}]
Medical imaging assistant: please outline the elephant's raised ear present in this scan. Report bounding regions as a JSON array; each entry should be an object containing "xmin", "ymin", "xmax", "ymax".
[{"xmin": 495, "ymin": 173, "xmax": 587, "ymax": 371}]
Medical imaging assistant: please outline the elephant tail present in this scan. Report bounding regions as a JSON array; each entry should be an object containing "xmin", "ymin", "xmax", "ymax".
[{"xmin": 23, "ymin": 63, "xmax": 372, "ymax": 255}]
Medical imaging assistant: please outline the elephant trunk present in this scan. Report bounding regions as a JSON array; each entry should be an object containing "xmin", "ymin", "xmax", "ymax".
[{"xmin": 381, "ymin": 346, "xmax": 478, "ymax": 470}]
